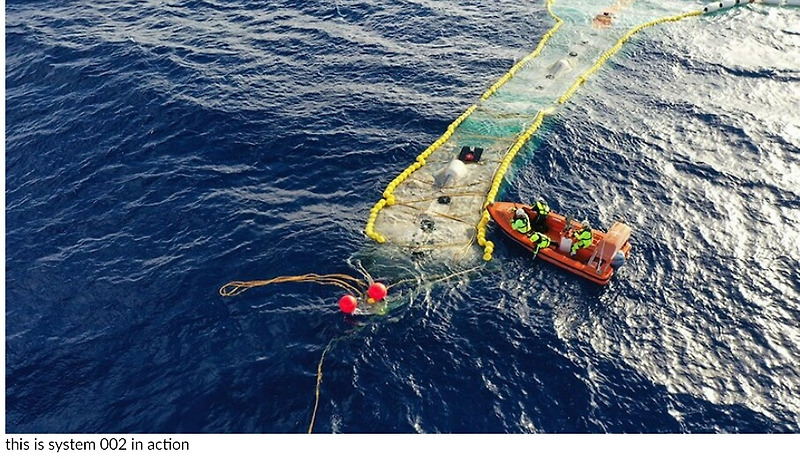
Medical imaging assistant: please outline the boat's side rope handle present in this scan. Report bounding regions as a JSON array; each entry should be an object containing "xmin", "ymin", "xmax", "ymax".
[{"xmin": 364, "ymin": 0, "xmax": 563, "ymax": 244}]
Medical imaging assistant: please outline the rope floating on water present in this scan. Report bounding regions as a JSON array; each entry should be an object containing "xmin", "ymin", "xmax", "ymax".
[
  {"xmin": 308, "ymin": 336, "xmax": 340, "ymax": 434},
  {"xmin": 219, "ymin": 273, "xmax": 368, "ymax": 297},
  {"xmin": 305, "ymin": 264, "xmax": 482, "ymax": 433}
]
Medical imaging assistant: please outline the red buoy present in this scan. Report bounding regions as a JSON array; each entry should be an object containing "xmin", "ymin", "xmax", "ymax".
[
  {"xmin": 465, "ymin": 152, "xmax": 474, "ymax": 161},
  {"xmin": 367, "ymin": 283, "xmax": 388, "ymax": 302},
  {"xmin": 338, "ymin": 294, "xmax": 357, "ymax": 314}
]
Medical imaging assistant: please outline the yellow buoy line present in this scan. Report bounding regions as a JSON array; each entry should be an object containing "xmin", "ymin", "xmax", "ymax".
[
  {"xmin": 363, "ymin": 0, "xmax": 564, "ymax": 244},
  {"xmin": 363, "ymin": 0, "xmax": 738, "ymax": 262},
  {"xmin": 556, "ymin": 10, "xmax": 703, "ymax": 105},
  {"xmin": 476, "ymin": 8, "xmax": 705, "ymax": 261}
]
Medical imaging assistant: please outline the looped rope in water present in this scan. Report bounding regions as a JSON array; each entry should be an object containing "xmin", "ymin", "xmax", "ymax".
[{"xmin": 219, "ymin": 273, "xmax": 369, "ymax": 297}]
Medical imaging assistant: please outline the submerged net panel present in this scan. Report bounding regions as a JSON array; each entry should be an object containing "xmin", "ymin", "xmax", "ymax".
[{"xmin": 370, "ymin": 0, "xmax": 706, "ymax": 263}]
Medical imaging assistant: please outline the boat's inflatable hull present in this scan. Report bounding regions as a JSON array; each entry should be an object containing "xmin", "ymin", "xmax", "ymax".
[{"xmin": 487, "ymin": 202, "xmax": 632, "ymax": 285}]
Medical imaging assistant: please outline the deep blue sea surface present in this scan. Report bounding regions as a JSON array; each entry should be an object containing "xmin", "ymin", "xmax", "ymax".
[{"xmin": 6, "ymin": 0, "xmax": 800, "ymax": 433}]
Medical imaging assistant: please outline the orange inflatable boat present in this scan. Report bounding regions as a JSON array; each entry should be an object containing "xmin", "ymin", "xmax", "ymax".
[{"xmin": 486, "ymin": 202, "xmax": 632, "ymax": 285}]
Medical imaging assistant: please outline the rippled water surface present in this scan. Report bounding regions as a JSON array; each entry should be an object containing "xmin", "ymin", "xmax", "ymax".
[{"xmin": 6, "ymin": 0, "xmax": 800, "ymax": 433}]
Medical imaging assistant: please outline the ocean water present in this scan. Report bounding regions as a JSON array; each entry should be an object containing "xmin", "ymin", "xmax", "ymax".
[{"xmin": 5, "ymin": 0, "xmax": 800, "ymax": 433}]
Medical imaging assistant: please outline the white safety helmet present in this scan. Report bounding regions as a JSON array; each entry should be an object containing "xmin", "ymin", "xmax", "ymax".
[
  {"xmin": 537, "ymin": 196, "xmax": 546, "ymax": 204},
  {"xmin": 515, "ymin": 208, "xmax": 526, "ymax": 218},
  {"xmin": 581, "ymin": 219, "xmax": 590, "ymax": 228}
]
